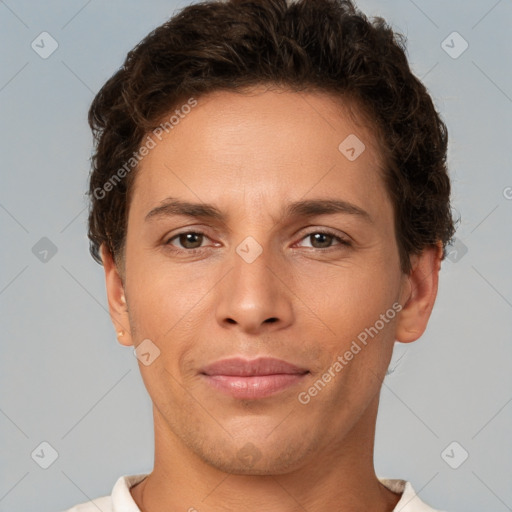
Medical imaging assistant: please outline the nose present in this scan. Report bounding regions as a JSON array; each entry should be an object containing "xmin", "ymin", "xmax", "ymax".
[{"xmin": 215, "ymin": 244, "xmax": 295, "ymax": 335}]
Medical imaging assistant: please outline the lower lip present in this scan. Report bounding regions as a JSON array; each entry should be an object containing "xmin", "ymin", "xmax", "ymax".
[{"xmin": 202, "ymin": 373, "xmax": 307, "ymax": 399}]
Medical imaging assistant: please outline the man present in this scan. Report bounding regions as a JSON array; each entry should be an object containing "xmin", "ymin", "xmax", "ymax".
[{"xmin": 64, "ymin": 0, "xmax": 455, "ymax": 510}]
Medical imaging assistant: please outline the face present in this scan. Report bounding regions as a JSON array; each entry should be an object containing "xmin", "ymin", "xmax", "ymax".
[{"xmin": 104, "ymin": 87, "xmax": 437, "ymax": 475}]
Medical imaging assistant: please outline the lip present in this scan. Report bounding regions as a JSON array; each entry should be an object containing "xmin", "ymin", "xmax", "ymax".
[{"xmin": 200, "ymin": 357, "xmax": 309, "ymax": 399}]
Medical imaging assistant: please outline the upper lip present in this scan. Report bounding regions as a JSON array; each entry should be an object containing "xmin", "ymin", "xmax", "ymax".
[{"xmin": 200, "ymin": 357, "xmax": 309, "ymax": 377}]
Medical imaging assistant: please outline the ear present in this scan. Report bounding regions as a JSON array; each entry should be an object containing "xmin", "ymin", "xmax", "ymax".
[
  {"xmin": 395, "ymin": 242, "xmax": 442, "ymax": 343},
  {"xmin": 101, "ymin": 244, "xmax": 133, "ymax": 347}
]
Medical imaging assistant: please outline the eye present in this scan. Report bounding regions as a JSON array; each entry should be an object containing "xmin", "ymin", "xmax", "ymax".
[
  {"xmin": 165, "ymin": 231, "xmax": 210, "ymax": 251},
  {"xmin": 296, "ymin": 230, "xmax": 351, "ymax": 249},
  {"xmin": 163, "ymin": 228, "xmax": 351, "ymax": 254}
]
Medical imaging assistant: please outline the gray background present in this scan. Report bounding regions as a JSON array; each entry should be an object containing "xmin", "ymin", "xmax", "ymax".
[{"xmin": 1, "ymin": 0, "xmax": 511, "ymax": 511}]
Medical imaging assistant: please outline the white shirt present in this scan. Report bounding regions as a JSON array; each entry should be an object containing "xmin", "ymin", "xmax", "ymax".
[{"xmin": 61, "ymin": 473, "xmax": 446, "ymax": 511}]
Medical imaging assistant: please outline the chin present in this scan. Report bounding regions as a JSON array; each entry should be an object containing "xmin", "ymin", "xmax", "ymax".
[{"xmin": 194, "ymin": 435, "xmax": 320, "ymax": 476}]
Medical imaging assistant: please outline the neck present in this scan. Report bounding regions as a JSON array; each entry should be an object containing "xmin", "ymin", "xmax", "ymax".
[{"xmin": 131, "ymin": 394, "xmax": 401, "ymax": 512}]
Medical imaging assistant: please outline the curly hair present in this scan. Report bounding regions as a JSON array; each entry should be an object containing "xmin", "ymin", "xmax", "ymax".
[{"xmin": 87, "ymin": 0, "xmax": 456, "ymax": 275}]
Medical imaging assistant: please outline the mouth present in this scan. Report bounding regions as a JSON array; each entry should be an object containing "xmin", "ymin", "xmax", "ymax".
[{"xmin": 199, "ymin": 357, "xmax": 310, "ymax": 399}]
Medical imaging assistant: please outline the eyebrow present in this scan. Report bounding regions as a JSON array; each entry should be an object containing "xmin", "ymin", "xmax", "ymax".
[{"xmin": 145, "ymin": 197, "xmax": 372, "ymax": 224}]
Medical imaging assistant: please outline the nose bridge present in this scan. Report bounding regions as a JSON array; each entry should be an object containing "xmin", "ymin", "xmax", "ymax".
[
  {"xmin": 215, "ymin": 232, "xmax": 294, "ymax": 332},
  {"xmin": 232, "ymin": 237, "xmax": 276, "ymax": 294}
]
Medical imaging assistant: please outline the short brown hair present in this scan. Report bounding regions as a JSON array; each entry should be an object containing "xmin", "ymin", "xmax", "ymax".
[{"xmin": 87, "ymin": 0, "xmax": 456, "ymax": 275}]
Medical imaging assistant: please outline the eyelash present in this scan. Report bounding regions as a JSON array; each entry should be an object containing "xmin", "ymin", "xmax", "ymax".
[{"xmin": 163, "ymin": 229, "xmax": 352, "ymax": 254}]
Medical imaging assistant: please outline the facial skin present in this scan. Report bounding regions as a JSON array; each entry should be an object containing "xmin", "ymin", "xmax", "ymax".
[{"xmin": 102, "ymin": 87, "xmax": 442, "ymax": 511}]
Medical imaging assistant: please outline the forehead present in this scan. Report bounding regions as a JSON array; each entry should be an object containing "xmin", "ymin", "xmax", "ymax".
[{"xmin": 129, "ymin": 87, "xmax": 389, "ymax": 219}]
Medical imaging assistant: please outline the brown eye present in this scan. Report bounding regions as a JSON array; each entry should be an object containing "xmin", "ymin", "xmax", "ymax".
[
  {"xmin": 297, "ymin": 230, "xmax": 351, "ymax": 250},
  {"xmin": 166, "ymin": 232, "xmax": 206, "ymax": 250}
]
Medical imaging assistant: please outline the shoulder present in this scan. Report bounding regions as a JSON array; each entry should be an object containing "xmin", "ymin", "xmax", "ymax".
[
  {"xmin": 59, "ymin": 495, "xmax": 111, "ymax": 512},
  {"xmin": 379, "ymin": 478, "xmax": 447, "ymax": 512},
  {"xmin": 58, "ymin": 473, "xmax": 149, "ymax": 512}
]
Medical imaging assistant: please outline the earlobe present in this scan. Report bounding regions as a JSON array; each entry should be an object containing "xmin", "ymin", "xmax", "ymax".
[
  {"xmin": 100, "ymin": 244, "xmax": 133, "ymax": 347},
  {"xmin": 395, "ymin": 243, "xmax": 442, "ymax": 344}
]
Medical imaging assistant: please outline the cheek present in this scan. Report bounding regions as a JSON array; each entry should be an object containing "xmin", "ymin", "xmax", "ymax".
[
  {"xmin": 125, "ymin": 256, "xmax": 218, "ymax": 373},
  {"xmin": 295, "ymin": 254, "xmax": 400, "ymax": 339},
  {"xmin": 127, "ymin": 251, "xmax": 202, "ymax": 316},
  {"xmin": 305, "ymin": 267, "xmax": 400, "ymax": 402}
]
